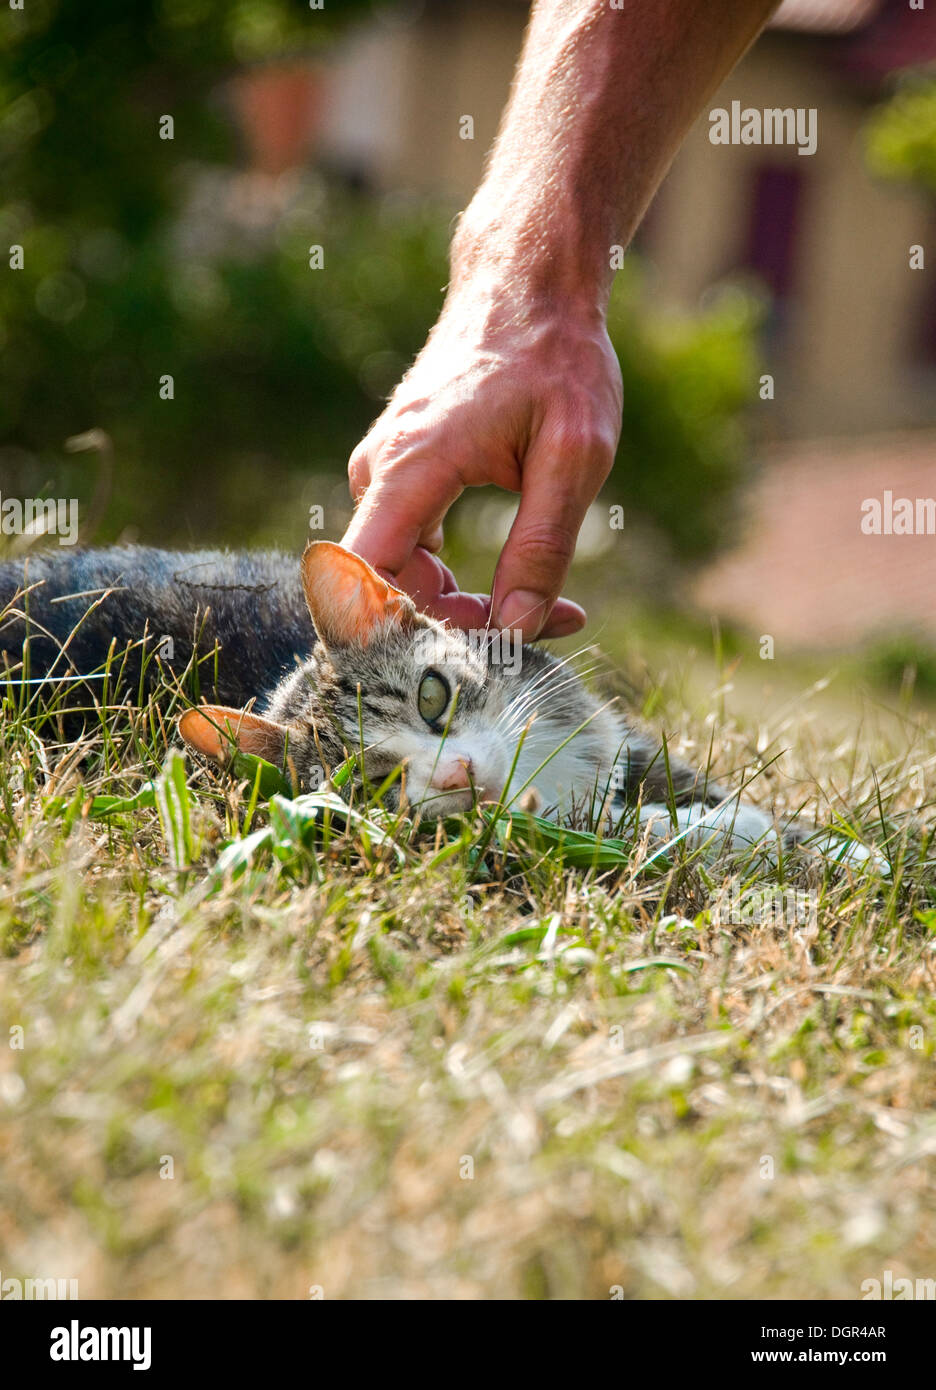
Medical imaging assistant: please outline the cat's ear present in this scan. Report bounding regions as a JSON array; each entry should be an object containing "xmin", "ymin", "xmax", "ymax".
[
  {"xmin": 300, "ymin": 540, "xmax": 415, "ymax": 647},
  {"xmin": 178, "ymin": 705, "xmax": 287, "ymax": 765}
]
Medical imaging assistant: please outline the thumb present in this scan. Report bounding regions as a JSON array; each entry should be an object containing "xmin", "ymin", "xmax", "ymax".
[
  {"xmin": 491, "ymin": 457, "xmax": 594, "ymax": 640},
  {"xmin": 341, "ymin": 459, "xmax": 461, "ymax": 578}
]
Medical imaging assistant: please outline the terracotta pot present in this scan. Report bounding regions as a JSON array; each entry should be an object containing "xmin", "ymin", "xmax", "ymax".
[{"xmin": 232, "ymin": 62, "xmax": 325, "ymax": 176}]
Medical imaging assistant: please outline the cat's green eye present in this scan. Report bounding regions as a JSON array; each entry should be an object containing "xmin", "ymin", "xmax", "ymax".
[{"xmin": 418, "ymin": 670, "xmax": 451, "ymax": 725}]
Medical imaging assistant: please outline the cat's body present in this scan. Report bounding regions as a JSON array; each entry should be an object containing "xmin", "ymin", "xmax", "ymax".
[
  {"xmin": 0, "ymin": 542, "xmax": 880, "ymax": 867},
  {"xmin": 0, "ymin": 545, "xmax": 312, "ymax": 710}
]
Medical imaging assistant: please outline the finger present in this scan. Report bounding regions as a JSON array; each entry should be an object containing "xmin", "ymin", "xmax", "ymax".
[
  {"xmin": 424, "ymin": 590, "xmax": 492, "ymax": 631},
  {"xmin": 390, "ymin": 546, "xmax": 489, "ymax": 631},
  {"xmin": 390, "ymin": 548, "xmax": 452, "ymax": 608},
  {"xmin": 431, "ymin": 554, "xmax": 460, "ymax": 594},
  {"xmin": 538, "ymin": 597, "xmax": 587, "ymax": 638},
  {"xmin": 417, "ymin": 523, "xmax": 444, "ymax": 553},
  {"xmin": 347, "ymin": 442, "xmax": 372, "ymax": 502},
  {"xmin": 374, "ymin": 550, "xmax": 453, "ymax": 598},
  {"xmin": 342, "ymin": 461, "xmax": 462, "ymax": 579},
  {"xmin": 429, "ymin": 584, "xmax": 584, "ymax": 637},
  {"xmin": 492, "ymin": 417, "xmax": 613, "ymax": 638},
  {"xmin": 490, "ymin": 462, "xmax": 593, "ymax": 640},
  {"xmin": 390, "ymin": 541, "xmax": 587, "ymax": 638}
]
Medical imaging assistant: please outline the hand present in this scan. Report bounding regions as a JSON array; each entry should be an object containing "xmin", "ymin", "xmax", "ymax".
[
  {"xmin": 341, "ymin": 283, "xmax": 622, "ymax": 639},
  {"xmin": 340, "ymin": 0, "xmax": 778, "ymax": 638}
]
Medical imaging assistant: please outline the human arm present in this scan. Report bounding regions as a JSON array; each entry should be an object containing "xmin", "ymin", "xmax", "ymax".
[{"xmin": 342, "ymin": 0, "xmax": 781, "ymax": 638}]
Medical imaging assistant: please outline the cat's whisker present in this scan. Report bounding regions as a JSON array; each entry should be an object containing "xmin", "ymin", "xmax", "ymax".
[
  {"xmin": 508, "ymin": 642, "xmax": 601, "ymax": 697},
  {"xmin": 498, "ymin": 687, "xmax": 613, "ymax": 763},
  {"xmin": 499, "ymin": 678, "xmax": 603, "ymax": 743},
  {"xmin": 497, "ymin": 660, "xmax": 607, "ymax": 737},
  {"xmin": 500, "ymin": 679, "xmax": 602, "ymax": 742},
  {"xmin": 511, "ymin": 655, "xmax": 605, "ymax": 708},
  {"xmin": 507, "ymin": 654, "xmax": 613, "ymax": 720},
  {"xmin": 495, "ymin": 646, "xmax": 602, "ymax": 726}
]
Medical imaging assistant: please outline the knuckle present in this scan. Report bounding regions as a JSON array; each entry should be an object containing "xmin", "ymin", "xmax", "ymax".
[
  {"xmin": 510, "ymin": 521, "xmax": 577, "ymax": 571},
  {"xmin": 550, "ymin": 412, "xmax": 617, "ymax": 469},
  {"xmin": 348, "ymin": 445, "xmax": 371, "ymax": 491},
  {"xmin": 591, "ymin": 433, "xmax": 617, "ymax": 483},
  {"xmin": 550, "ymin": 419, "xmax": 592, "ymax": 457},
  {"xmin": 365, "ymin": 429, "xmax": 424, "ymax": 474}
]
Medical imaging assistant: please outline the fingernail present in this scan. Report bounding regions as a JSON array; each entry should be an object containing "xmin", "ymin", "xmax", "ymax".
[{"xmin": 496, "ymin": 590, "xmax": 549, "ymax": 637}]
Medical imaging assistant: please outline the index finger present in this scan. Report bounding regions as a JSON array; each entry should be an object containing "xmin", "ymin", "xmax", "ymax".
[{"xmin": 341, "ymin": 460, "xmax": 462, "ymax": 578}]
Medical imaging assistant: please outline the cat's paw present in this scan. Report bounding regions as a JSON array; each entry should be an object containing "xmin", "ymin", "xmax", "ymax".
[
  {"xmin": 798, "ymin": 831, "xmax": 891, "ymax": 877},
  {"xmin": 637, "ymin": 799, "xmax": 779, "ymax": 860}
]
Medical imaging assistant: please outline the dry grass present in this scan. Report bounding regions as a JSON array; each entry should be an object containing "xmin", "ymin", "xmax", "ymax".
[{"xmin": 1, "ymin": 626, "xmax": 935, "ymax": 1300}]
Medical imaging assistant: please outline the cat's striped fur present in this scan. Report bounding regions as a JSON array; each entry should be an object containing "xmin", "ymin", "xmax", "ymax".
[{"xmin": 0, "ymin": 542, "xmax": 884, "ymax": 868}]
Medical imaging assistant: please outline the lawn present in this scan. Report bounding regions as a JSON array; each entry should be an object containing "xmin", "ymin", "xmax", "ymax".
[{"xmin": 1, "ymin": 617, "xmax": 934, "ymax": 1300}]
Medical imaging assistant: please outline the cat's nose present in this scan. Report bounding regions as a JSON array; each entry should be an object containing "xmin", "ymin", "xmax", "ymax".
[{"xmin": 431, "ymin": 758, "xmax": 473, "ymax": 792}]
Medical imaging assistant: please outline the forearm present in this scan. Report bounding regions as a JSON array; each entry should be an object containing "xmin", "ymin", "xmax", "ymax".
[
  {"xmin": 451, "ymin": 0, "xmax": 781, "ymax": 314},
  {"xmin": 344, "ymin": 0, "xmax": 782, "ymax": 635}
]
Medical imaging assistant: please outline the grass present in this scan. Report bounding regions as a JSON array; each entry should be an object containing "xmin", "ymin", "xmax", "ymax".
[{"xmin": 1, "ymin": 614, "xmax": 935, "ymax": 1300}]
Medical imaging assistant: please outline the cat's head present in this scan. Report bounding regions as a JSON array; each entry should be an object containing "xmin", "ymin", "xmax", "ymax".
[{"xmin": 178, "ymin": 541, "xmax": 516, "ymax": 818}]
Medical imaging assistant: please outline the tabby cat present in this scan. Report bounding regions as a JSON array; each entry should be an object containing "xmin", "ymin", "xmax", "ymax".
[{"xmin": 0, "ymin": 540, "xmax": 881, "ymax": 867}]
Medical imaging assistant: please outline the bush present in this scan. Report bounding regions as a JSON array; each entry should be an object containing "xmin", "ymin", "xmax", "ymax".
[{"xmin": 865, "ymin": 72, "xmax": 936, "ymax": 198}]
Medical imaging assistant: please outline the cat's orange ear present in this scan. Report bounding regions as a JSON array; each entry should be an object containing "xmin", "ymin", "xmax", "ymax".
[
  {"xmin": 178, "ymin": 706, "xmax": 287, "ymax": 765},
  {"xmin": 300, "ymin": 541, "xmax": 414, "ymax": 647}
]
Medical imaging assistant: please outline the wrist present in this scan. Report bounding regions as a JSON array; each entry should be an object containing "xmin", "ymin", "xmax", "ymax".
[{"xmin": 449, "ymin": 199, "xmax": 615, "ymax": 323}]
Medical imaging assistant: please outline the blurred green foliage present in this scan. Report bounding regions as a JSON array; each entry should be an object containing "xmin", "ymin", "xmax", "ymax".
[
  {"xmin": 0, "ymin": 0, "xmax": 760, "ymax": 559},
  {"xmin": 609, "ymin": 272, "xmax": 761, "ymax": 559},
  {"xmin": 866, "ymin": 634, "xmax": 936, "ymax": 701},
  {"xmin": 865, "ymin": 72, "xmax": 936, "ymax": 196}
]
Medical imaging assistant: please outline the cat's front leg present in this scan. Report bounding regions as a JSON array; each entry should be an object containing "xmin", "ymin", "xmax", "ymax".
[
  {"xmin": 632, "ymin": 796, "xmax": 890, "ymax": 874},
  {"xmin": 635, "ymin": 796, "xmax": 781, "ymax": 860},
  {"xmin": 781, "ymin": 819, "xmax": 891, "ymax": 874}
]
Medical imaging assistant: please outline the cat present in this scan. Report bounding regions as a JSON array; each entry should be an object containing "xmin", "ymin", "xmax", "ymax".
[{"xmin": 0, "ymin": 540, "xmax": 883, "ymax": 868}]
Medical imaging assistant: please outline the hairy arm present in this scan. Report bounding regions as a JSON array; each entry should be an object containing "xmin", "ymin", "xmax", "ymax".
[{"xmin": 343, "ymin": 0, "xmax": 781, "ymax": 638}]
